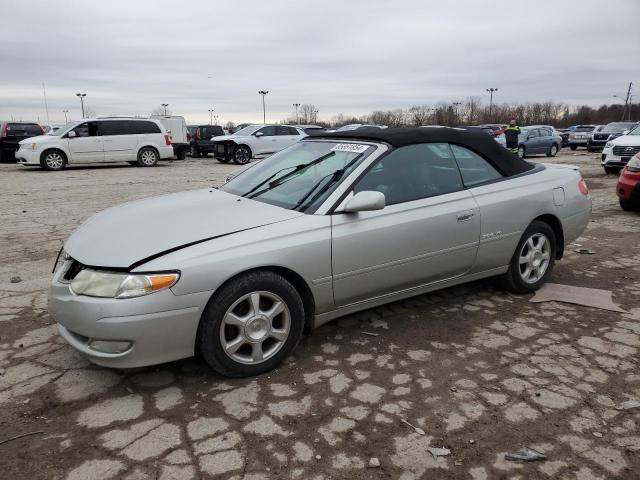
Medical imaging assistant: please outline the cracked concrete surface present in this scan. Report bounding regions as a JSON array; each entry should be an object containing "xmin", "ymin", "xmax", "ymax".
[{"xmin": 0, "ymin": 154, "xmax": 639, "ymax": 479}]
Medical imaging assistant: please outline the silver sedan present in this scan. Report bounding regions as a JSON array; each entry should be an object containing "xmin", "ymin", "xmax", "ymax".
[{"xmin": 49, "ymin": 128, "xmax": 592, "ymax": 377}]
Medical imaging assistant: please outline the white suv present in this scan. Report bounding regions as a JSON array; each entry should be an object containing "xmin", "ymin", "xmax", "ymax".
[
  {"xmin": 16, "ymin": 118, "xmax": 174, "ymax": 170},
  {"xmin": 601, "ymin": 124, "xmax": 640, "ymax": 174},
  {"xmin": 211, "ymin": 124, "xmax": 305, "ymax": 164}
]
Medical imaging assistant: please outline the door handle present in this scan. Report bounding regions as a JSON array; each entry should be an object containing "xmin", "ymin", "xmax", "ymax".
[{"xmin": 456, "ymin": 210, "xmax": 474, "ymax": 222}]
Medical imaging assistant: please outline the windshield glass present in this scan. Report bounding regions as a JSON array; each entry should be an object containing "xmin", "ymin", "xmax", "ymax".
[
  {"xmin": 233, "ymin": 125, "xmax": 261, "ymax": 136},
  {"xmin": 55, "ymin": 122, "xmax": 82, "ymax": 136},
  {"xmin": 602, "ymin": 123, "xmax": 636, "ymax": 133},
  {"xmin": 221, "ymin": 141, "xmax": 375, "ymax": 212}
]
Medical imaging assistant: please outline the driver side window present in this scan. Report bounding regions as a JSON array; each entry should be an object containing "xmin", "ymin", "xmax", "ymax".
[
  {"xmin": 72, "ymin": 122, "xmax": 98, "ymax": 137},
  {"xmin": 256, "ymin": 126, "xmax": 276, "ymax": 136},
  {"xmin": 354, "ymin": 143, "xmax": 463, "ymax": 205}
]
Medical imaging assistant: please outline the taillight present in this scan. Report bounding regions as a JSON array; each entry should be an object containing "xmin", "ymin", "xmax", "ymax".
[
  {"xmin": 165, "ymin": 134, "xmax": 172, "ymax": 146},
  {"xmin": 1, "ymin": 123, "xmax": 7, "ymax": 137},
  {"xmin": 578, "ymin": 178, "xmax": 589, "ymax": 195}
]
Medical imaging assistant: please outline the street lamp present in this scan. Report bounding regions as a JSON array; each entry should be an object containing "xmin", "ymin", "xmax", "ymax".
[
  {"xmin": 63, "ymin": 110, "xmax": 69, "ymax": 123},
  {"xmin": 214, "ymin": 114, "xmax": 219, "ymax": 125},
  {"xmin": 208, "ymin": 109, "xmax": 214, "ymax": 125},
  {"xmin": 161, "ymin": 103, "xmax": 169, "ymax": 116},
  {"xmin": 313, "ymin": 109, "xmax": 319, "ymax": 124},
  {"xmin": 258, "ymin": 91, "xmax": 269, "ymax": 124},
  {"xmin": 293, "ymin": 103, "xmax": 300, "ymax": 124},
  {"xmin": 76, "ymin": 93, "xmax": 87, "ymax": 118},
  {"xmin": 452, "ymin": 101, "xmax": 462, "ymax": 125},
  {"xmin": 486, "ymin": 88, "xmax": 498, "ymax": 121}
]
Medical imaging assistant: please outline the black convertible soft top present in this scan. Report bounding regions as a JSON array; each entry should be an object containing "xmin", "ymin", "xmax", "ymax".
[{"xmin": 312, "ymin": 127, "xmax": 534, "ymax": 177}]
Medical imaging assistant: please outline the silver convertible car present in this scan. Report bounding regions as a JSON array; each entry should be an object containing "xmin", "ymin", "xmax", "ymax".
[{"xmin": 49, "ymin": 128, "xmax": 591, "ymax": 377}]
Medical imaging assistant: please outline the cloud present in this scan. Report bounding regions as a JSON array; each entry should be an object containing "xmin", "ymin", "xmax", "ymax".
[{"xmin": 0, "ymin": 0, "xmax": 638, "ymax": 124}]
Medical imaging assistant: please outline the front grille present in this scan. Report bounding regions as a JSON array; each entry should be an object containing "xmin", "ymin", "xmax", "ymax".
[
  {"xmin": 593, "ymin": 134, "xmax": 610, "ymax": 141},
  {"xmin": 613, "ymin": 146, "xmax": 640, "ymax": 156}
]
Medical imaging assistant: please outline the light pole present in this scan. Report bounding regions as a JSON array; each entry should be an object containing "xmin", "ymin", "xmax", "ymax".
[
  {"xmin": 161, "ymin": 103, "xmax": 169, "ymax": 116},
  {"xmin": 452, "ymin": 101, "xmax": 462, "ymax": 125},
  {"xmin": 486, "ymin": 88, "xmax": 498, "ymax": 121},
  {"xmin": 208, "ymin": 109, "xmax": 214, "ymax": 125},
  {"xmin": 63, "ymin": 110, "xmax": 69, "ymax": 123},
  {"xmin": 313, "ymin": 109, "xmax": 319, "ymax": 124},
  {"xmin": 258, "ymin": 91, "xmax": 269, "ymax": 124},
  {"xmin": 293, "ymin": 103, "xmax": 300, "ymax": 124},
  {"xmin": 76, "ymin": 93, "xmax": 87, "ymax": 118},
  {"xmin": 214, "ymin": 115, "xmax": 219, "ymax": 125}
]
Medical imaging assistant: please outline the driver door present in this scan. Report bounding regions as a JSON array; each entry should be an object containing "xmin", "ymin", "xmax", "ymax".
[
  {"xmin": 253, "ymin": 126, "xmax": 278, "ymax": 155},
  {"xmin": 331, "ymin": 143, "xmax": 480, "ymax": 306},
  {"xmin": 66, "ymin": 122, "xmax": 104, "ymax": 163}
]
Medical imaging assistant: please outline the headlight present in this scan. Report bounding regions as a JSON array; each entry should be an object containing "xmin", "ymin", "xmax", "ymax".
[
  {"xmin": 70, "ymin": 269, "xmax": 179, "ymax": 299},
  {"xmin": 627, "ymin": 154, "xmax": 640, "ymax": 172},
  {"xmin": 605, "ymin": 142, "xmax": 614, "ymax": 149}
]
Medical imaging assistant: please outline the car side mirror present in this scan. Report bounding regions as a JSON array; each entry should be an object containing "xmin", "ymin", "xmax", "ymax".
[
  {"xmin": 344, "ymin": 191, "xmax": 386, "ymax": 213},
  {"xmin": 67, "ymin": 131, "xmax": 77, "ymax": 138},
  {"xmin": 255, "ymin": 132, "xmax": 264, "ymax": 137}
]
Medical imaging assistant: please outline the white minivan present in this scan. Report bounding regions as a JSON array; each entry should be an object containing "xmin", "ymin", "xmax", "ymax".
[{"xmin": 16, "ymin": 117, "xmax": 174, "ymax": 170}]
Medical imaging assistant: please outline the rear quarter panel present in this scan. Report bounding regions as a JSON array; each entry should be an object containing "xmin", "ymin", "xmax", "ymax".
[{"xmin": 468, "ymin": 166, "xmax": 590, "ymax": 273}]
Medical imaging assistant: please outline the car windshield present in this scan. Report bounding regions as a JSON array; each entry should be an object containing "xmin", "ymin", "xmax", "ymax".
[
  {"xmin": 55, "ymin": 122, "xmax": 82, "ymax": 136},
  {"xmin": 233, "ymin": 125, "xmax": 261, "ymax": 136},
  {"xmin": 220, "ymin": 141, "xmax": 375, "ymax": 212},
  {"xmin": 602, "ymin": 123, "xmax": 636, "ymax": 133}
]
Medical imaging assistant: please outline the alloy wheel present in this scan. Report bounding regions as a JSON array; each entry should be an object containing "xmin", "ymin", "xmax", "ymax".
[
  {"xmin": 220, "ymin": 291, "xmax": 291, "ymax": 365},
  {"xmin": 140, "ymin": 150, "xmax": 157, "ymax": 166},
  {"xmin": 235, "ymin": 147, "xmax": 250, "ymax": 164},
  {"xmin": 518, "ymin": 233, "xmax": 551, "ymax": 284},
  {"xmin": 45, "ymin": 152, "xmax": 64, "ymax": 169}
]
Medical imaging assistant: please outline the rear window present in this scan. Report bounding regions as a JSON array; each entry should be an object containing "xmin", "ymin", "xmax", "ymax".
[
  {"xmin": 7, "ymin": 123, "xmax": 42, "ymax": 135},
  {"xmin": 134, "ymin": 121, "xmax": 161, "ymax": 134},
  {"xmin": 199, "ymin": 126, "xmax": 223, "ymax": 138}
]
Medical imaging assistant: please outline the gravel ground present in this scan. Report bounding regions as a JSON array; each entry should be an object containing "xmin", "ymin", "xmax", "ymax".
[{"xmin": 0, "ymin": 150, "xmax": 639, "ymax": 480}]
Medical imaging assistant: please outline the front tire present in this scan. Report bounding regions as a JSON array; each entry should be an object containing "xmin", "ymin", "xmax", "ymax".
[
  {"xmin": 570, "ymin": 145, "xmax": 577, "ymax": 151},
  {"xmin": 190, "ymin": 146, "xmax": 199, "ymax": 158},
  {"xmin": 517, "ymin": 146, "xmax": 526, "ymax": 159},
  {"xmin": 40, "ymin": 149, "xmax": 67, "ymax": 171},
  {"xmin": 619, "ymin": 198, "xmax": 636, "ymax": 211},
  {"xmin": 197, "ymin": 271, "xmax": 305, "ymax": 377},
  {"xmin": 137, "ymin": 147, "xmax": 158, "ymax": 167},
  {"xmin": 546, "ymin": 144, "xmax": 558, "ymax": 157},
  {"xmin": 233, "ymin": 145, "xmax": 252, "ymax": 165},
  {"xmin": 604, "ymin": 166, "xmax": 621, "ymax": 175},
  {"xmin": 499, "ymin": 221, "xmax": 556, "ymax": 294}
]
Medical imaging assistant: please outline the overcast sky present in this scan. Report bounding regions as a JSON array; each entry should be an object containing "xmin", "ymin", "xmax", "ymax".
[{"xmin": 1, "ymin": 0, "xmax": 639, "ymax": 125}]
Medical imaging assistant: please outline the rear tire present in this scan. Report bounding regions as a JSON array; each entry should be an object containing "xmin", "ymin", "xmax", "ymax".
[
  {"xmin": 619, "ymin": 198, "xmax": 636, "ymax": 211},
  {"xmin": 570, "ymin": 145, "xmax": 577, "ymax": 151},
  {"xmin": 191, "ymin": 146, "xmax": 199, "ymax": 158},
  {"xmin": 546, "ymin": 144, "xmax": 558, "ymax": 157},
  {"xmin": 498, "ymin": 221, "xmax": 556, "ymax": 294},
  {"xmin": 137, "ymin": 147, "xmax": 158, "ymax": 167},
  {"xmin": 177, "ymin": 151, "xmax": 186, "ymax": 160},
  {"xmin": 587, "ymin": 145, "xmax": 594, "ymax": 152},
  {"xmin": 40, "ymin": 149, "xmax": 67, "ymax": 171},
  {"xmin": 197, "ymin": 271, "xmax": 305, "ymax": 377}
]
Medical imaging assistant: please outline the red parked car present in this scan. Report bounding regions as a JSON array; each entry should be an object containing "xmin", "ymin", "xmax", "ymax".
[{"xmin": 617, "ymin": 152, "xmax": 640, "ymax": 211}]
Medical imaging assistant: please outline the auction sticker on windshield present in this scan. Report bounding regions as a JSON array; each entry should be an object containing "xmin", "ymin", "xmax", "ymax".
[{"xmin": 331, "ymin": 143, "xmax": 369, "ymax": 154}]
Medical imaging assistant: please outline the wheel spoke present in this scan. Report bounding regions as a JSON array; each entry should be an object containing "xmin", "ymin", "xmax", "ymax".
[
  {"xmin": 519, "ymin": 253, "xmax": 531, "ymax": 265},
  {"xmin": 249, "ymin": 293, "xmax": 261, "ymax": 316},
  {"xmin": 270, "ymin": 329, "xmax": 288, "ymax": 342},
  {"xmin": 251, "ymin": 342, "xmax": 264, "ymax": 362},
  {"xmin": 264, "ymin": 301, "xmax": 284, "ymax": 322},
  {"xmin": 224, "ymin": 336, "xmax": 245, "ymax": 354},
  {"xmin": 224, "ymin": 312, "xmax": 247, "ymax": 327}
]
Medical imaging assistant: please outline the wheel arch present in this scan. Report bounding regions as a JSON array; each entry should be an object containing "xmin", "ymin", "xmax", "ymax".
[
  {"xmin": 204, "ymin": 265, "xmax": 316, "ymax": 330},
  {"xmin": 533, "ymin": 214, "xmax": 564, "ymax": 260},
  {"xmin": 137, "ymin": 144, "xmax": 160, "ymax": 158}
]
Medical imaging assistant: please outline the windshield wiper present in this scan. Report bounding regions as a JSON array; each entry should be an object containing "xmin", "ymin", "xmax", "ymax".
[
  {"xmin": 293, "ymin": 152, "xmax": 366, "ymax": 212},
  {"xmin": 244, "ymin": 151, "xmax": 336, "ymax": 200}
]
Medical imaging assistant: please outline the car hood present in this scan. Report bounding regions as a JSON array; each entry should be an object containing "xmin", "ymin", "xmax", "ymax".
[
  {"xmin": 211, "ymin": 134, "xmax": 248, "ymax": 142},
  {"xmin": 609, "ymin": 134, "xmax": 640, "ymax": 146},
  {"xmin": 18, "ymin": 135, "xmax": 59, "ymax": 145},
  {"xmin": 64, "ymin": 188, "xmax": 304, "ymax": 269}
]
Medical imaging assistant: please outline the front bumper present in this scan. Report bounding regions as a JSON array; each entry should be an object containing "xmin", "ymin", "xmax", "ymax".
[
  {"xmin": 568, "ymin": 138, "xmax": 588, "ymax": 146},
  {"xmin": 48, "ymin": 267, "xmax": 211, "ymax": 368},
  {"xmin": 16, "ymin": 148, "xmax": 41, "ymax": 166},
  {"xmin": 212, "ymin": 141, "xmax": 234, "ymax": 161},
  {"xmin": 601, "ymin": 148, "xmax": 633, "ymax": 168}
]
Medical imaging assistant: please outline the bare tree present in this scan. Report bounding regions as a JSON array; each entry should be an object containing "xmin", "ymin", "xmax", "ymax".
[
  {"xmin": 406, "ymin": 105, "xmax": 431, "ymax": 126},
  {"xmin": 298, "ymin": 104, "xmax": 318, "ymax": 124},
  {"xmin": 224, "ymin": 121, "xmax": 236, "ymax": 131}
]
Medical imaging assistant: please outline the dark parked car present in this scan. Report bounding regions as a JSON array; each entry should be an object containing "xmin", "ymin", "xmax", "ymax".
[
  {"xmin": 587, "ymin": 122, "xmax": 637, "ymax": 151},
  {"xmin": 0, "ymin": 121, "xmax": 44, "ymax": 162},
  {"xmin": 517, "ymin": 126, "xmax": 562, "ymax": 159},
  {"xmin": 189, "ymin": 125, "xmax": 224, "ymax": 157}
]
